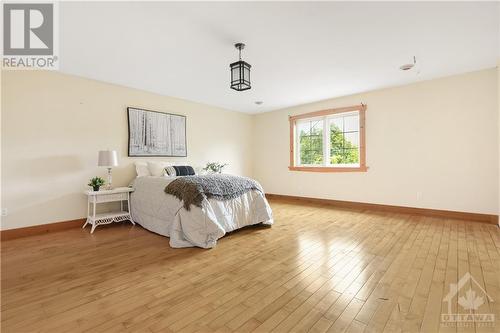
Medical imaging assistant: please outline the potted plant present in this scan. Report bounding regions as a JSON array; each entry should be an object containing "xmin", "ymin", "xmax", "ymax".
[
  {"xmin": 203, "ymin": 162, "xmax": 228, "ymax": 174},
  {"xmin": 88, "ymin": 177, "xmax": 105, "ymax": 191}
]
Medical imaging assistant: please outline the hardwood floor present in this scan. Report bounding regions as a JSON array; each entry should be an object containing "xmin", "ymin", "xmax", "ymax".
[{"xmin": 2, "ymin": 199, "xmax": 499, "ymax": 332}]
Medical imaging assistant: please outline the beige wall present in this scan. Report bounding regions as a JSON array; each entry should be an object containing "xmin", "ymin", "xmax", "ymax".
[
  {"xmin": 253, "ymin": 69, "xmax": 499, "ymax": 215},
  {"xmin": 2, "ymin": 68, "xmax": 498, "ymax": 230},
  {"xmin": 1, "ymin": 71, "xmax": 253, "ymax": 230}
]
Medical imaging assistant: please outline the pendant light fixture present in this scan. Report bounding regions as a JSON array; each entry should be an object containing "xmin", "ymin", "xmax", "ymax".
[{"xmin": 230, "ymin": 43, "xmax": 251, "ymax": 91}]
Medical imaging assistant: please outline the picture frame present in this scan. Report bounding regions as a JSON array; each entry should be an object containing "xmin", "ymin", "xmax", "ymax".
[{"xmin": 127, "ymin": 107, "xmax": 187, "ymax": 157}]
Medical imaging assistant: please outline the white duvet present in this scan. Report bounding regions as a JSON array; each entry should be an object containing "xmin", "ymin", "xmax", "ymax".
[{"xmin": 130, "ymin": 176, "xmax": 273, "ymax": 248}]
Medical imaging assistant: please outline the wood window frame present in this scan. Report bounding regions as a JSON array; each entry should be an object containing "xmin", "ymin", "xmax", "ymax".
[{"xmin": 289, "ymin": 104, "xmax": 367, "ymax": 172}]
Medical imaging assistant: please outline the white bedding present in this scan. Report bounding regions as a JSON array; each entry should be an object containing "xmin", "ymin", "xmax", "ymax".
[{"xmin": 130, "ymin": 176, "xmax": 273, "ymax": 248}]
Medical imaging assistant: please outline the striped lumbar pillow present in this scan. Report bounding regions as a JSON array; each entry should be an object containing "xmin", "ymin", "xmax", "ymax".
[
  {"xmin": 165, "ymin": 166, "xmax": 177, "ymax": 177},
  {"xmin": 164, "ymin": 165, "xmax": 196, "ymax": 177},
  {"xmin": 173, "ymin": 165, "xmax": 195, "ymax": 176}
]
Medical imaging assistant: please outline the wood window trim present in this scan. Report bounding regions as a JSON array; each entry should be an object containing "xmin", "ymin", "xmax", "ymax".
[{"xmin": 289, "ymin": 104, "xmax": 367, "ymax": 173}]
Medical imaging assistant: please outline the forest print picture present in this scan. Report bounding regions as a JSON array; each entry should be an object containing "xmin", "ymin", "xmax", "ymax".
[{"xmin": 127, "ymin": 107, "xmax": 187, "ymax": 157}]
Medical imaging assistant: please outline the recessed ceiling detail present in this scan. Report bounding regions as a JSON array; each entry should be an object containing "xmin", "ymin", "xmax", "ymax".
[{"xmin": 400, "ymin": 56, "xmax": 417, "ymax": 71}]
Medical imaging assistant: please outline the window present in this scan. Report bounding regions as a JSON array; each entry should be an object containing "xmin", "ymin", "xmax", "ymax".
[
  {"xmin": 289, "ymin": 104, "xmax": 367, "ymax": 172},
  {"xmin": 297, "ymin": 119, "xmax": 324, "ymax": 165}
]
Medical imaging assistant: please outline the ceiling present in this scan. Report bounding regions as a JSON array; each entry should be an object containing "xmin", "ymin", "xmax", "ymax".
[{"xmin": 59, "ymin": 2, "xmax": 499, "ymax": 113}]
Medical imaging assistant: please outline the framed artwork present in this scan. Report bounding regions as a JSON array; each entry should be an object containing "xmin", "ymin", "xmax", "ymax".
[{"xmin": 127, "ymin": 107, "xmax": 187, "ymax": 157}]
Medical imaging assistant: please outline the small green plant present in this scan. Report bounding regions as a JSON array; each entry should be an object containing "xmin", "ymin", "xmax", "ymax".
[
  {"xmin": 203, "ymin": 162, "xmax": 228, "ymax": 174},
  {"xmin": 88, "ymin": 177, "xmax": 105, "ymax": 191}
]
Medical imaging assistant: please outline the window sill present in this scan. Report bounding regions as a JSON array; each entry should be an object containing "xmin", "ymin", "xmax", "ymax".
[{"xmin": 288, "ymin": 166, "xmax": 368, "ymax": 173}]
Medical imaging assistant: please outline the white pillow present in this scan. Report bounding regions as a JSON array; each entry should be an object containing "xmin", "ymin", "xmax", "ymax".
[
  {"xmin": 135, "ymin": 162, "xmax": 151, "ymax": 177},
  {"xmin": 147, "ymin": 161, "xmax": 172, "ymax": 177}
]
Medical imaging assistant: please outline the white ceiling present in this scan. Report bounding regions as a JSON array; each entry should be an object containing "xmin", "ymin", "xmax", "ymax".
[{"xmin": 59, "ymin": 1, "xmax": 499, "ymax": 113}]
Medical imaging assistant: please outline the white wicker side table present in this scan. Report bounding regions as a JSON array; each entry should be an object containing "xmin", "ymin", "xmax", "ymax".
[{"xmin": 83, "ymin": 187, "xmax": 135, "ymax": 233}]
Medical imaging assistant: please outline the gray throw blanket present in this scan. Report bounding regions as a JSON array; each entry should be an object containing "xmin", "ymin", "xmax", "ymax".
[{"xmin": 165, "ymin": 174, "xmax": 264, "ymax": 210}]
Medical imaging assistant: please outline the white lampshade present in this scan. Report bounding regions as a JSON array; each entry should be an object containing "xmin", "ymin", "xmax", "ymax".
[{"xmin": 98, "ymin": 150, "xmax": 118, "ymax": 167}]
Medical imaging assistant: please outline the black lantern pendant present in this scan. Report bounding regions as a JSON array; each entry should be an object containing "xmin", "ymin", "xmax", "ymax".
[{"xmin": 230, "ymin": 43, "xmax": 251, "ymax": 91}]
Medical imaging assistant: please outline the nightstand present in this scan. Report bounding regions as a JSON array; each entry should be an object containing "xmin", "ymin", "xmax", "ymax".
[{"xmin": 83, "ymin": 187, "xmax": 135, "ymax": 233}]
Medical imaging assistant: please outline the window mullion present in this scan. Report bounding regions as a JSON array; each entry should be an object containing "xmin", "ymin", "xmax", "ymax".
[{"xmin": 323, "ymin": 116, "xmax": 330, "ymax": 166}]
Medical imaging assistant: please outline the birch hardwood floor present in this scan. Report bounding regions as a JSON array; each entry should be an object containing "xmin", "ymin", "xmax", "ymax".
[{"xmin": 1, "ymin": 199, "xmax": 499, "ymax": 333}]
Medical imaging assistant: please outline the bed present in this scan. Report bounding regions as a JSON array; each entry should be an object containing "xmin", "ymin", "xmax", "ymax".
[{"xmin": 130, "ymin": 176, "xmax": 273, "ymax": 248}]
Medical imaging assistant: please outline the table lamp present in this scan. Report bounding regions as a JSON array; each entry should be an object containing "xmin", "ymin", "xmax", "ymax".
[{"xmin": 98, "ymin": 150, "xmax": 118, "ymax": 189}]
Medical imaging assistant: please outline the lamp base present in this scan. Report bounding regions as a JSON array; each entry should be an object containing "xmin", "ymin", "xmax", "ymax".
[{"xmin": 106, "ymin": 167, "xmax": 113, "ymax": 190}]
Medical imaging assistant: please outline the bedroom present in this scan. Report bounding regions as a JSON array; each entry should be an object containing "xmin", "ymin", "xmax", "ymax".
[{"xmin": 1, "ymin": 1, "xmax": 499, "ymax": 332}]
